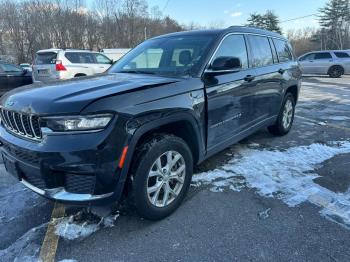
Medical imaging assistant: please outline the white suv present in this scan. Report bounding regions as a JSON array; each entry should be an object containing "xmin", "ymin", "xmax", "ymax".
[{"xmin": 32, "ymin": 49, "xmax": 113, "ymax": 82}]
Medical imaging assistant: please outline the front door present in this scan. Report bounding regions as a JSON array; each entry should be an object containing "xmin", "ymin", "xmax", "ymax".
[
  {"xmin": 299, "ymin": 53, "xmax": 318, "ymax": 74},
  {"xmin": 205, "ymin": 34, "xmax": 257, "ymax": 150}
]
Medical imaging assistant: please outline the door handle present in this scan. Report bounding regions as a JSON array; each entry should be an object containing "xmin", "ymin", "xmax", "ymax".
[
  {"xmin": 278, "ymin": 68, "xmax": 286, "ymax": 74},
  {"xmin": 244, "ymin": 75, "xmax": 255, "ymax": 82}
]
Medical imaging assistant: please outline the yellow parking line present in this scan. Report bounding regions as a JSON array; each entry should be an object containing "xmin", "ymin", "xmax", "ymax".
[
  {"xmin": 296, "ymin": 115, "xmax": 350, "ymax": 132},
  {"xmin": 39, "ymin": 202, "xmax": 65, "ymax": 262}
]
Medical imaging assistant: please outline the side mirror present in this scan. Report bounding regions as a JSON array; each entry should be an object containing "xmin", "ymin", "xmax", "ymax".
[{"xmin": 208, "ymin": 56, "xmax": 242, "ymax": 73}]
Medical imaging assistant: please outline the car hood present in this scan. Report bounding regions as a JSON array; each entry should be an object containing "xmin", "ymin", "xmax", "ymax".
[{"xmin": 0, "ymin": 73, "xmax": 180, "ymax": 115}]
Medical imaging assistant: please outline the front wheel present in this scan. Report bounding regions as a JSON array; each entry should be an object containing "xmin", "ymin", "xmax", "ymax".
[
  {"xmin": 268, "ymin": 93, "xmax": 296, "ymax": 136},
  {"xmin": 130, "ymin": 134, "xmax": 193, "ymax": 220}
]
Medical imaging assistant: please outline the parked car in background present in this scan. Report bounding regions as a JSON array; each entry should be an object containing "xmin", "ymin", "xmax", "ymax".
[
  {"xmin": 0, "ymin": 27, "xmax": 301, "ymax": 220},
  {"xmin": 100, "ymin": 48, "xmax": 131, "ymax": 62},
  {"xmin": 298, "ymin": 50, "xmax": 350, "ymax": 78},
  {"xmin": 19, "ymin": 63, "xmax": 32, "ymax": 72},
  {"xmin": 0, "ymin": 61, "xmax": 32, "ymax": 95},
  {"xmin": 32, "ymin": 49, "xmax": 113, "ymax": 82}
]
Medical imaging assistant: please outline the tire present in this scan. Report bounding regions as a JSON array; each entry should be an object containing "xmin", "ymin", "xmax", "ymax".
[
  {"xmin": 268, "ymin": 93, "xmax": 296, "ymax": 136},
  {"xmin": 130, "ymin": 134, "xmax": 193, "ymax": 220},
  {"xmin": 328, "ymin": 66, "xmax": 344, "ymax": 78}
]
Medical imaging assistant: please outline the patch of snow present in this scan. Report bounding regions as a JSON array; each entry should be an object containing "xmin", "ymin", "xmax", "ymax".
[
  {"xmin": 55, "ymin": 211, "xmax": 119, "ymax": 241},
  {"xmin": 318, "ymin": 121, "xmax": 327, "ymax": 126},
  {"xmin": 328, "ymin": 116, "xmax": 350, "ymax": 121},
  {"xmin": 258, "ymin": 208, "xmax": 271, "ymax": 220},
  {"xmin": 193, "ymin": 141, "xmax": 350, "ymax": 228},
  {"xmin": 58, "ymin": 259, "xmax": 78, "ymax": 262},
  {"xmin": 55, "ymin": 216, "xmax": 99, "ymax": 240},
  {"xmin": 0, "ymin": 223, "xmax": 47, "ymax": 262}
]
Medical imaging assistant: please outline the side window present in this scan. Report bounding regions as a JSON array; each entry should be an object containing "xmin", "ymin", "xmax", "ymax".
[
  {"xmin": 65, "ymin": 52, "xmax": 95, "ymax": 64},
  {"xmin": 212, "ymin": 34, "xmax": 248, "ymax": 69},
  {"xmin": 2, "ymin": 64, "xmax": 22, "ymax": 73},
  {"xmin": 79, "ymin": 53, "xmax": 95, "ymax": 63},
  {"xmin": 334, "ymin": 52, "xmax": 350, "ymax": 58},
  {"xmin": 65, "ymin": 53, "xmax": 80, "ymax": 63},
  {"xmin": 314, "ymin": 52, "xmax": 332, "ymax": 60},
  {"xmin": 273, "ymin": 39, "xmax": 293, "ymax": 62},
  {"xmin": 300, "ymin": 53, "xmax": 315, "ymax": 61},
  {"xmin": 95, "ymin": 54, "xmax": 112, "ymax": 64},
  {"xmin": 247, "ymin": 35, "xmax": 274, "ymax": 67}
]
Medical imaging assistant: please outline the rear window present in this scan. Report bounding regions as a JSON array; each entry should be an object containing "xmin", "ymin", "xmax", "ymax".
[
  {"xmin": 65, "ymin": 52, "xmax": 95, "ymax": 64},
  {"xmin": 334, "ymin": 52, "xmax": 350, "ymax": 58},
  {"xmin": 35, "ymin": 52, "xmax": 57, "ymax": 65},
  {"xmin": 273, "ymin": 39, "xmax": 293, "ymax": 62}
]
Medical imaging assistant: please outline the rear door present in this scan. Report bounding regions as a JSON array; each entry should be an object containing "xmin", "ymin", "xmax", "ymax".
[
  {"xmin": 313, "ymin": 52, "xmax": 333, "ymax": 74},
  {"xmin": 246, "ymin": 34, "xmax": 282, "ymax": 120},
  {"xmin": 205, "ymin": 34, "xmax": 258, "ymax": 150},
  {"xmin": 65, "ymin": 52, "xmax": 95, "ymax": 76}
]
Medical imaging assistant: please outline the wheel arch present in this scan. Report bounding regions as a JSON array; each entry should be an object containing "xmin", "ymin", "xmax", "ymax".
[
  {"xmin": 113, "ymin": 113, "xmax": 205, "ymax": 200},
  {"xmin": 285, "ymin": 84, "xmax": 299, "ymax": 102}
]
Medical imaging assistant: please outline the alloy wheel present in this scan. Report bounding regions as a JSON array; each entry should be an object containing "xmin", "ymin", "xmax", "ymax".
[
  {"xmin": 147, "ymin": 151, "xmax": 186, "ymax": 207},
  {"xmin": 282, "ymin": 99, "xmax": 293, "ymax": 129}
]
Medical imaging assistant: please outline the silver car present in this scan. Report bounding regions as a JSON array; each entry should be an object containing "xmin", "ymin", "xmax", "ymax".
[
  {"xmin": 32, "ymin": 49, "xmax": 113, "ymax": 82},
  {"xmin": 298, "ymin": 50, "xmax": 350, "ymax": 78}
]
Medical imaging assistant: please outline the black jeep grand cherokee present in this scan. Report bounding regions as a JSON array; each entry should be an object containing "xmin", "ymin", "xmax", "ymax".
[{"xmin": 0, "ymin": 27, "xmax": 301, "ymax": 220}]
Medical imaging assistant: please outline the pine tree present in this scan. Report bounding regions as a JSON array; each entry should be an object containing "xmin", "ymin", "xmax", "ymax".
[
  {"xmin": 318, "ymin": 0, "xmax": 350, "ymax": 49},
  {"xmin": 247, "ymin": 10, "xmax": 282, "ymax": 34}
]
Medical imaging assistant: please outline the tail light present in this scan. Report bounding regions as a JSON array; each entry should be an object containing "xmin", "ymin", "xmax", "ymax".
[{"xmin": 55, "ymin": 60, "xmax": 67, "ymax": 71}]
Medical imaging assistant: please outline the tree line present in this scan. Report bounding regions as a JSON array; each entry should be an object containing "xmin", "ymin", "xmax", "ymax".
[
  {"xmin": 246, "ymin": 0, "xmax": 350, "ymax": 56},
  {"xmin": 0, "ymin": 0, "xmax": 349, "ymax": 63},
  {"xmin": 0, "ymin": 0, "xmax": 183, "ymax": 63}
]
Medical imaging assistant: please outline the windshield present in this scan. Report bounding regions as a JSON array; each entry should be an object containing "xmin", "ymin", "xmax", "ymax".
[{"xmin": 108, "ymin": 35, "xmax": 215, "ymax": 77}]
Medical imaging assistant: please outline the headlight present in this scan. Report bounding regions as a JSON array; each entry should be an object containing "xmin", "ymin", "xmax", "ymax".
[{"xmin": 43, "ymin": 114, "xmax": 113, "ymax": 132}]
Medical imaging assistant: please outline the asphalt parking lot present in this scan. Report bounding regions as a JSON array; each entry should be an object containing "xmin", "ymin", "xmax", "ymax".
[{"xmin": 0, "ymin": 76, "xmax": 350, "ymax": 262}]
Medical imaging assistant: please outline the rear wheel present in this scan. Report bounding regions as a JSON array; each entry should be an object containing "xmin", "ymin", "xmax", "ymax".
[
  {"xmin": 328, "ymin": 66, "xmax": 344, "ymax": 78},
  {"xmin": 268, "ymin": 93, "xmax": 295, "ymax": 136},
  {"xmin": 130, "ymin": 134, "xmax": 193, "ymax": 220}
]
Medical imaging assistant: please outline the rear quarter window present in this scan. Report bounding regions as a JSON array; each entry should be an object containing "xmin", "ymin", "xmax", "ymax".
[
  {"xmin": 334, "ymin": 52, "xmax": 350, "ymax": 58},
  {"xmin": 35, "ymin": 52, "xmax": 57, "ymax": 65}
]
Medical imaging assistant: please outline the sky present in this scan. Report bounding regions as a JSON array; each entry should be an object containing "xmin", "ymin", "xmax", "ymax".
[
  {"xmin": 85, "ymin": 0, "xmax": 329, "ymax": 34},
  {"xmin": 147, "ymin": 0, "xmax": 328, "ymax": 33}
]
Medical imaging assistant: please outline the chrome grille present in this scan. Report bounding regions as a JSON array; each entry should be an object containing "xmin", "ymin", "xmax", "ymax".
[{"xmin": 0, "ymin": 108, "xmax": 42, "ymax": 141}]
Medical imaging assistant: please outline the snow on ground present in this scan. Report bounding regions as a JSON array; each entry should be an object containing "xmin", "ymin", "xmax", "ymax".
[
  {"xmin": 55, "ymin": 211, "xmax": 119, "ymax": 241},
  {"xmin": 192, "ymin": 141, "xmax": 350, "ymax": 228},
  {"xmin": 0, "ymin": 223, "xmax": 47, "ymax": 262}
]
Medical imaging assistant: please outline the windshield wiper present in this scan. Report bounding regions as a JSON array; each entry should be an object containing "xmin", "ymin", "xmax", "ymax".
[{"xmin": 120, "ymin": 70, "xmax": 156, "ymax": 75}]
